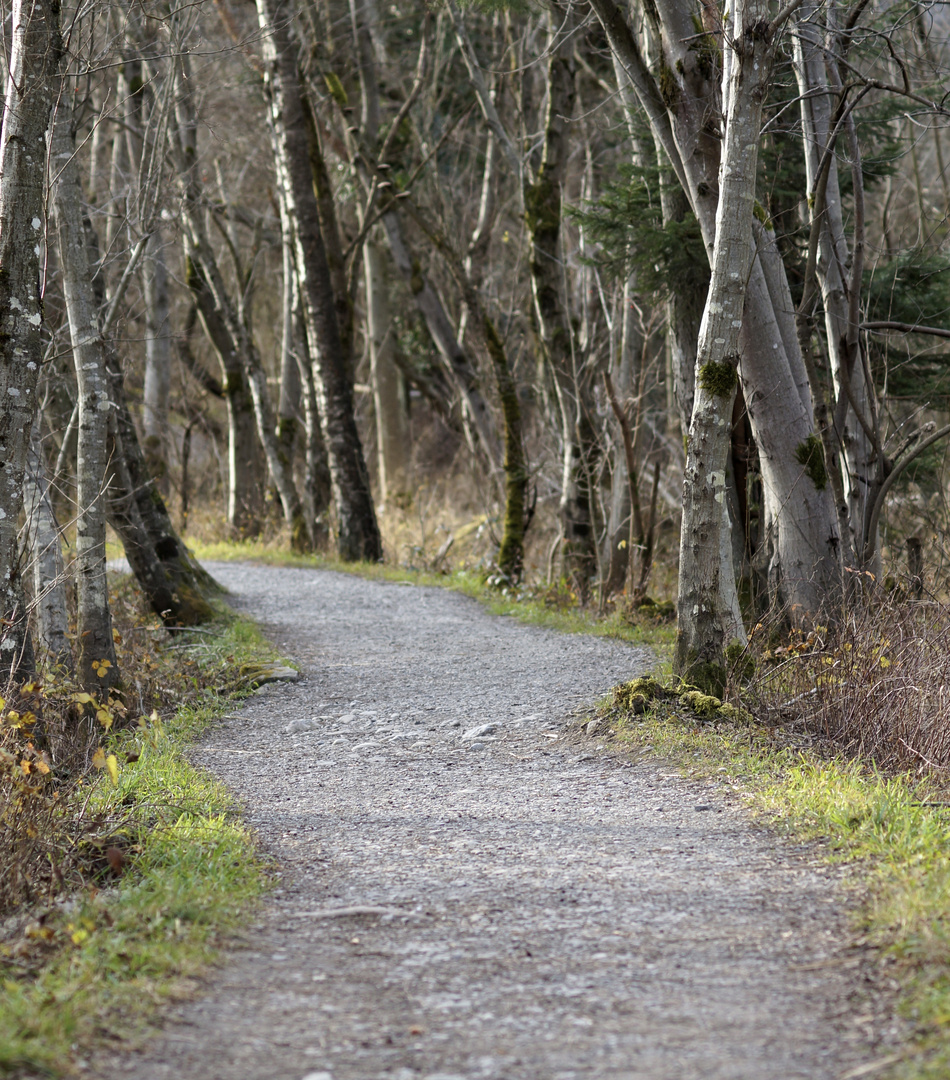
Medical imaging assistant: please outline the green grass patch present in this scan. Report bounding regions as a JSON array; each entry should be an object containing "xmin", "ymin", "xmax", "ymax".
[
  {"xmin": 0, "ymin": 615, "xmax": 278, "ymax": 1077},
  {"xmin": 599, "ymin": 678, "xmax": 950, "ymax": 1080},
  {"xmin": 191, "ymin": 539, "xmax": 676, "ymax": 652}
]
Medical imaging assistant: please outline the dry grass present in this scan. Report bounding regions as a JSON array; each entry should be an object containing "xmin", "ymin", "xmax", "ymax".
[{"xmin": 737, "ymin": 589, "xmax": 950, "ymax": 777}]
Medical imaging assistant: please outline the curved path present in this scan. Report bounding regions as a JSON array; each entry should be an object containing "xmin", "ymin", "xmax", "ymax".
[{"xmin": 100, "ymin": 563, "xmax": 880, "ymax": 1080}]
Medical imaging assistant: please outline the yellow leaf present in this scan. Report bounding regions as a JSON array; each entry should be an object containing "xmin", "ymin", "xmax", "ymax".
[
  {"xmin": 70, "ymin": 928, "xmax": 89, "ymax": 946},
  {"xmin": 106, "ymin": 755, "xmax": 119, "ymax": 786},
  {"xmin": 96, "ymin": 708, "xmax": 114, "ymax": 731},
  {"xmin": 91, "ymin": 747, "xmax": 106, "ymax": 770},
  {"xmin": 618, "ymin": 540, "xmax": 627, "ymax": 550},
  {"xmin": 34, "ymin": 759, "xmax": 50, "ymax": 775},
  {"xmin": 72, "ymin": 693, "xmax": 95, "ymax": 706},
  {"xmin": 880, "ymin": 657, "xmax": 891, "ymax": 668},
  {"xmin": 19, "ymin": 760, "xmax": 31, "ymax": 776}
]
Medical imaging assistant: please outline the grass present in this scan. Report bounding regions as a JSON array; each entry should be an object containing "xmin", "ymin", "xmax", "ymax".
[
  {"xmin": 600, "ymin": 681, "xmax": 950, "ymax": 1080},
  {"xmin": 0, "ymin": 615, "xmax": 278, "ymax": 1077},
  {"xmin": 190, "ymin": 538, "xmax": 677, "ymax": 652}
]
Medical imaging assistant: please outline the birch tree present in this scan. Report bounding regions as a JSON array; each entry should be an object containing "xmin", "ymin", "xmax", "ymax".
[
  {"xmin": 52, "ymin": 108, "xmax": 119, "ymax": 690},
  {"xmin": 257, "ymin": 0, "xmax": 382, "ymax": 561},
  {"xmin": 0, "ymin": 0, "xmax": 62, "ymax": 681}
]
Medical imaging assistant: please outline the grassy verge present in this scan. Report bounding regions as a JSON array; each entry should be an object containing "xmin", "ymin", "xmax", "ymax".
[
  {"xmin": 595, "ymin": 678, "xmax": 950, "ymax": 1080},
  {"xmin": 0, "ymin": 614, "xmax": 279, "ymax": 1077},
  {"xmin": 190, "ymin": 539, "xmax": 676, "ymax": 652}
]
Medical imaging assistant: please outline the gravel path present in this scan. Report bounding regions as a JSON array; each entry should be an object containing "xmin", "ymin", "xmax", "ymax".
[{"xmin": 98, "ymin": 562, "xmax": 883, "ymax": 1080}]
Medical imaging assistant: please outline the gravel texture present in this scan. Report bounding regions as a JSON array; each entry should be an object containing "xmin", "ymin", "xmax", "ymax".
[{"xmin": 96, "ymin": 562, "xmax": 885, "ymax": 1080}]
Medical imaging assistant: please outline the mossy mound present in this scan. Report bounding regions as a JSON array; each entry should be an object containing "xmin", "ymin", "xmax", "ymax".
[
  {"xmin": 614, "ymin": 676, "xmax": 667, "ymax": 711},
  {"xmin": 608, "ymin": 673, "xmax": 756, "ymax": 728},
  {"xmin": 678, "ymin": 690, "xmax": 722, "ymax": 717}
]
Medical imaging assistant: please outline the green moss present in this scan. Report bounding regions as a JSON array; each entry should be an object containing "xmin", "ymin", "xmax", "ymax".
[
  {"xmin": 615, "ymin": 676, "xmax": 666, "ymax": 709},
  {"xmin": 324, "ymin": 72, "xmax": 349, "ymax": 108},
  {"xmin": 753, "ymin": 200, "xmax": 773, "ymax": 229},
  {"xmin": 681, "ymin": 657, "xmax": 727, "ymax": 696},
  {"xmin": 794, "ymin": 433, "xmax": 828, "ymax": 491},
  {"xmin": 657, "ymin": 61, "xmax": 679, "ymax": 107},
  {"xmin": 717, "ymin": 702, "xmax": 754, "ymax": 724},
  {"xmin": 725, "ymin": 638, "xmax": 756, "ymax": 681},
  {"xmin": 698, "ymin": 360, "xmax": 738, "ymax": 397},
  {"xmin": 678, "ymin": 689, "xmax": 723, "ymax": 717}
]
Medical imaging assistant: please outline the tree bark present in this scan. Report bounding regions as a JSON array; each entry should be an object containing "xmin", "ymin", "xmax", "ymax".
[
  {"xmin": 673, "ymin": 0, "xmax": 769, "ymax": 692},
  {"xmin": 52, "ymin": 107, "xmax": 119, "ymax": 691},
  {"xmin": 257, "ymin": 0, "xmax": 381, "ymax": 562},
  {"xmin": 365, "ymin": 238, "xmax": 411, "ymax": 502},
  {"xmin": 143, "ymin": 231, "xmax": 171, "ymax": 492},
  {"xmin": 524, "ymin": 10, "xmax": 597, "ymax": 594},
  {"xmin": 22, "ymin": 424, "xmax": 71, "ymax": 670},
  {"xmin": 0, "ymin": 0, "xmax": 61, "ymax": 681}
]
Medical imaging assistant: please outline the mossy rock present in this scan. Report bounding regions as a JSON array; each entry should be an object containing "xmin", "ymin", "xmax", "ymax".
[{"xmin": 678, "ymin": 690, "xmax": 723, "ymax": 718}]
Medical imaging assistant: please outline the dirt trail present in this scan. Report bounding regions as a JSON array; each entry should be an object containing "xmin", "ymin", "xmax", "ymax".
[{"xmin": 97, "ymin": 563, "xmax": 884, "ymax": 1080}]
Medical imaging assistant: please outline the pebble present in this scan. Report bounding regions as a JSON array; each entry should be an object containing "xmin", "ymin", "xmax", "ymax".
[{"xmin": 461, "ymin": 722, "xmax": 498, "ymax": 740}]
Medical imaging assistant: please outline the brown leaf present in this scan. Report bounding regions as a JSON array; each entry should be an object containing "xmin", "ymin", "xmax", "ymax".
[{"xmin": 106, "ymin": 847, "xmax": 127, "ymax": 875}]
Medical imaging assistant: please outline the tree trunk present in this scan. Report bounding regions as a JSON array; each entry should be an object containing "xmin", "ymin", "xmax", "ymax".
[
  {"xmin": 673, "ymin": 0, "xmax": 769, "ymax": 692},
  {"xmin": 184, "ymin": 255, "xmax": 265, "ymax": 538},
  {"xmin": 365, "ymin": 238, "xmax": 411, "ymax": 502},
  {"xmin": 0, "ymin": 0, "xmax": 61, "ymax": 682},
  {"xmin": 143, "ymin": 231, "xmax": 171, "ymax": 493},
  {"xmin": 23, "ymin": 424, "xmax": 71, "ymax": 670},
  {"xmin": 52, "ymin": 108, "xmax": 119, "ymax": 692},
  {"xmin": 257, "ymin": 0, "xmax": 381, "ymax": 562},
  {"xmin": 524, "ymin": 11, "xmax": 596, "ymax": 593}
]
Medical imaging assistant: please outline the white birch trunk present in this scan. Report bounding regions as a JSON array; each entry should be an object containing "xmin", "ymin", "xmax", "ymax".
[
  {"xmin": 674, "ymin": 0, "xmax": 769, "ymax": 690},
  {"xmin": 52, "ymin": 108, "xmax": 119, "ymax": 691},
  {"xmin": 0, "ymin": 0, "xmax": 61, "ymax": 680}
]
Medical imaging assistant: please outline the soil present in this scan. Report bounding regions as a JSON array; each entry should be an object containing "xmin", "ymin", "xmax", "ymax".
[{"xmin": 94, "ymin": 562, "xmax": 894, "ymax": 1080}]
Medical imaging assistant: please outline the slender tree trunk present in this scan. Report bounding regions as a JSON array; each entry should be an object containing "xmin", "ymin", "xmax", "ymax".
[
  {"xmin": 23, "ymin": 424, "xmax": 71, "ymax": 670},
  {"xmin": 674, "ymin": 0, "xmax": 769, "ymax": 692},
  {"xmin": 143, "ymin": 231, "xmax": 171, "ymax": 492},
  {"xmin": 524, "ymin": 11, "xmax": 596, "ymax": 593},
  {"xmin": 257, "ymin": 0, "xmax": 381, "ymax": 561},
  {"xmin": 184, "ymin": 256, "xmax": 265, "ymax": 538},
  {"xmin": 52, "ymin": 108, "xmax": 119, "ymax": 691},
  {"xmin": 0, "ymin": 0, "xmax": 61, "ymax": 681},
  {"xmin": 365, "ymin": 238, "xmax": 411, "ymax": 502}
]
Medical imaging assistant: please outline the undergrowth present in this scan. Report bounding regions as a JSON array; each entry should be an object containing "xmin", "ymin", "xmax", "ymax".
[
  {"xmin": 0, "ymin": 578, "xmax": 278, "ymax": 1077},
  {"xmin": 596, "ymin": 671, "xmax": 950, "ymax": 1080}
]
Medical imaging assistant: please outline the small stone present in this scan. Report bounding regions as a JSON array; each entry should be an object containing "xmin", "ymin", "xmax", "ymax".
[
  {"xmin": 462, "ymin": 722, "xmax": 497, "ymax": 740},
  {"xmin": 586, "ymin": 717, "xmax": 606, "ymax": 737},
  {"xmin": 301, "ymin": 1073, "xmax": 334, "ymax": 1080},
  {"xmin": 253, "ymin": 666, "xmax": 299, "ymax": 685},
  {"xmin": 467, "ymin": 741, "xmax": 486, "ymax": 750},
  {"xmin": 338, "ymin": 712, "xmax": 357, "ymax": 724},
  {"xmin": 350, "ymin": 741, "xmax": 384, "ymax": 751},
  {"xmin": 285, "ymin": 717, "xmax": 318, "ymax": 734}
]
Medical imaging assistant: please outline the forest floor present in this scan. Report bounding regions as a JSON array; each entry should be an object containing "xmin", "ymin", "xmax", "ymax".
[{"xmin": 92, "ymin": 562, "xmax": 894, "ymax": 1080}]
